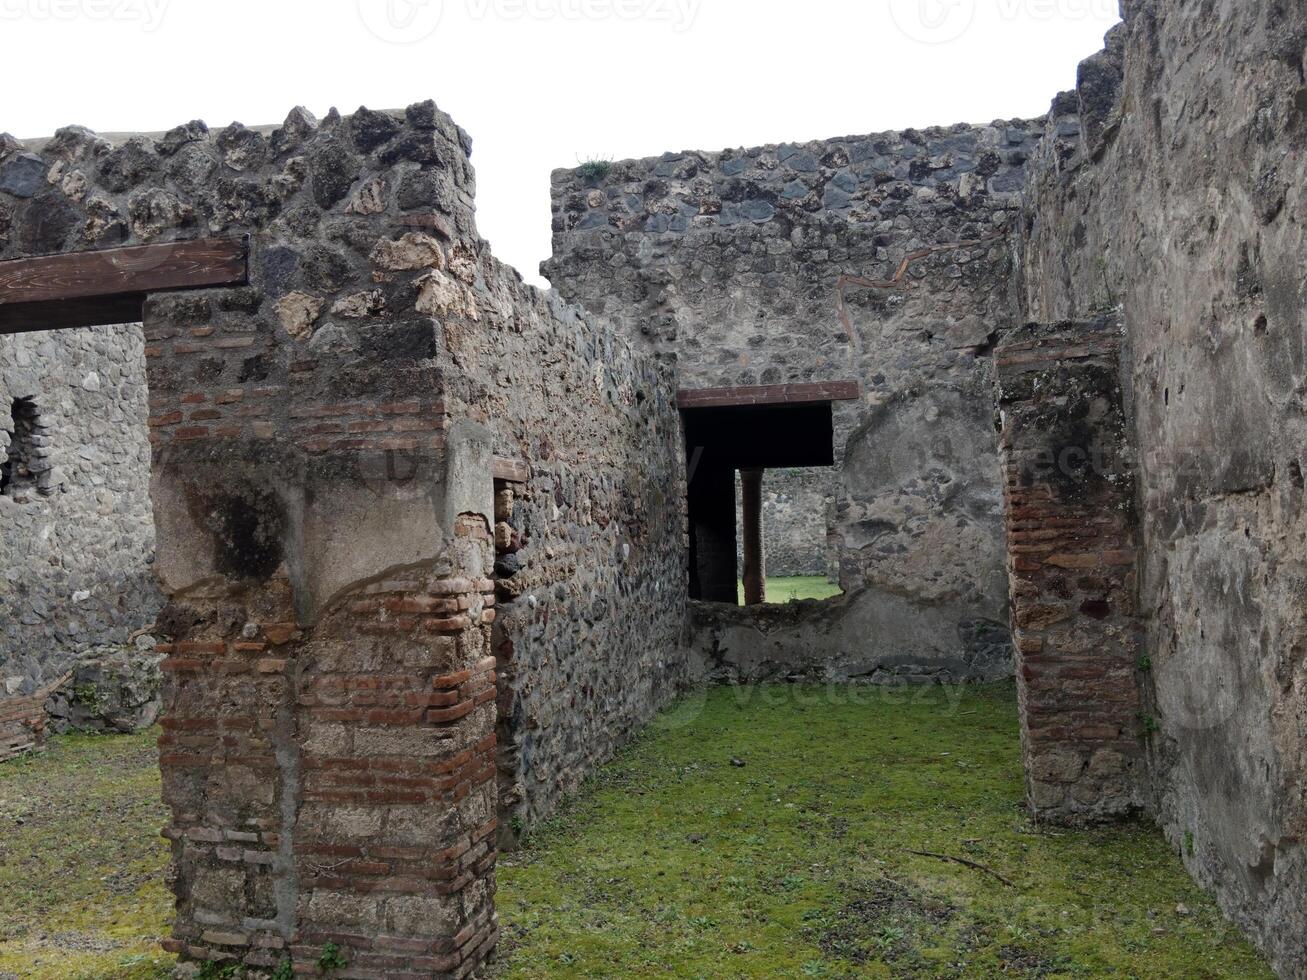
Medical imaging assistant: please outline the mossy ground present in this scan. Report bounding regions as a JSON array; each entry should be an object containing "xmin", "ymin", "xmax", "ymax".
[
  {"xmin": 0, "ymin": 685, "xmax": 1273, "ymax": 979},
  {"xmin": 739, "ymin": 576, "xmax": 844, "ymax": 605},
  {"xmin": 0, "ymin": 729, "xmax": 171, "ymax": 979},
  {"xmin": 495, "ymin": 684, "xmax": 1271, "ymax": 979}
]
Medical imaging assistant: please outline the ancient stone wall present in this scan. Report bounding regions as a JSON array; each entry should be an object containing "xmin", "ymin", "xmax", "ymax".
[
  {"xmin": 546, "ymin": 121, "xmax": 1041, "ymax": 679},
  {"xmin": 1020, "ymin": 2, "xmax": 1307, "ymax": 971},
  {"xmin": 1, "ymin": 99, "xmax": 689, "ymax": 977},
  {"xmin": 0, "ymin": 322, "xmax": 161, "ymax": 760},
  {"xmin": 438, "ymin": 248, "xmax": 692, "ymax": 837}
]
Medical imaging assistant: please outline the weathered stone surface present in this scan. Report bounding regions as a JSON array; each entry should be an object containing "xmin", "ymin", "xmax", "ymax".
[
  {"xmin": 2, "ymin": 102, "xmax": 693, "ymax": 977},
  {"xmin": 45, "ymin": 641, "xmax": 164, "ymax": 734},
  {"xmin": 1019, "ymin": 4, "xmax": 1307, "ymax": 971},
  {"xmin": 546, "ymin": 120, "xmax": 1031, "ymax": 680},
  {"xmin": 0, "ymin": 325, "xmax": 162, "ymax": 706},
  {"xmin": 273, "ymin": 291, "xmax": 323, "ymax": 341},
  {"xmin": 692, "ymin": 592, "xmax": 1011, "ymax": 686},
  {"xmin": 0, "ymin": 153, "xmax": 46, "ymax": 198}
]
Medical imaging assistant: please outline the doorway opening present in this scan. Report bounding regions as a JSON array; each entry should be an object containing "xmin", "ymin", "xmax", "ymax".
[{"xmin": 681, "ymin": 382, "xmax": 859, "ymax": 607}]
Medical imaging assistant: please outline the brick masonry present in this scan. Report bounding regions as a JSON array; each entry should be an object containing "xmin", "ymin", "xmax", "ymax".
[
  {"xmin": 1018, "ymin": 4, "xmax": 1307, "ymax": 967},
  {"xmin": 995, "ymin": 317, "xmax": 1143, "ymax": 824},
  {"xmin": 0, "ymin": 670, "xmax": 70, "ymax": 761},
  {"xmin": 0, "ymin": 100, "xmax": 691, "ymax": 977},
  {"xmin": 6, "ymin": 10, "xmax": 1306, "ymax": 971}
]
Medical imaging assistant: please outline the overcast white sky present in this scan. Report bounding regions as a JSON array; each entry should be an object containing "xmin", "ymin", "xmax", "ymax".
[{"xmin": 4, "ymin": 0, "xmax": 1120, "ymax": 285}]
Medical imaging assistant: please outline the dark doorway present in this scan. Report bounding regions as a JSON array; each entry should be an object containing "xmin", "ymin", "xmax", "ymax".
[{"xmin": 682, "ymin": 392, "xmax": 847, "ymax": 604}]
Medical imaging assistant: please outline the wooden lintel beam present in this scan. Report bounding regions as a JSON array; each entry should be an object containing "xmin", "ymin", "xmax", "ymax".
[
  {"xmin": 492, "ymin": 457, "xmax": 530, "ymax": 484},
  {"xmin": 677, "ymin": 380, "xmax": 861, "ymax": 410},
  {"xmin": 0, "ymin": 238, "xmax": 249, "ymax": 335}
]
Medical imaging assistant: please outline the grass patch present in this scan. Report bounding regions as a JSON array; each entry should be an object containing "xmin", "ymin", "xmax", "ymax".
[
  {"xmin": 738, "ymin": 575, "xmax": 843, "ymax": 605},
  {"xmin": 0, "ymin": 688, "xmax": 1273, "ymax": 979},
  {"xmin": 0, "ymin": 729, "xmax": 172, "ymax": 979},
  {"xmin": 494, "ymin": 683, "xmax": 1271, "ymax": 978},
  {"xmin": 576, "ymin": 158, "xmax": 613, "ymax": 183}
]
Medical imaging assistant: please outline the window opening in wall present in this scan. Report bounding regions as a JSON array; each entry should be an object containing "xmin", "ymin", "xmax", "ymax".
[
  {"xmin": 1, "ymin": 396, "xmax": 40, "ymax": 500},
  {"xmin": 682, "ymin": 390, "xmax": 854, "ymax": 607}
]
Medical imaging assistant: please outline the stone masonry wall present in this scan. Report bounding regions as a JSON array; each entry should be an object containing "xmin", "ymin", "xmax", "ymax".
[
  {"xmin": 1020, "ymin": 3, "xmax": 1307, "ymax": 972},
  {"xmin": 995, "ymin": 318, "xmax": 1144, "ymax": 825},
  {"xmin": 0, "ymin": 323, "xmax": 161, "ymax": 760},
  {"xmin": 438, "ymin": 246, "xmax": 692, "ymax": 837},
  {"xmin": 1, "ymin": 99, "xmax": 690, "ymax": 977},
  {"xmin": 547, "ymin": 120, "xmax": 1043, "ymax": 679}
]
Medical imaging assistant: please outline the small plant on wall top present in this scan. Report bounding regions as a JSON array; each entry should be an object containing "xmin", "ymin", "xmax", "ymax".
[{"xmin": 577, "ymin": 157, "xmax": 613, "ymax": 184}]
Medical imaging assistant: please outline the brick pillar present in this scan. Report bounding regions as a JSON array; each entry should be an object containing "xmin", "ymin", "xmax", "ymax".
[
  {"xmin": 153, "ymin": 403, "xmax": 501, "ymax": 976},
  {"xmin": 995, "ymin": 317, "xmax": 1144, "ymax": 825},
  {"xmin": 292, "ymin": 516, "xmax": 499, "ymax": 977},
  {"xmin": 740, "ymin": 468, "xmax": 766, "ymax": 606}
]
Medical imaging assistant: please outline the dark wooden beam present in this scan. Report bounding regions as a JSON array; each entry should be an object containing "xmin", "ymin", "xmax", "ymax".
[
  {"xmin": 492, "ymin": 457, "xmax": 530, "ymax": 483},
  {"xmin": 0, "ymin": 238, "xmax": 248, "ymax": 335},
  {"xmin": 677, "ymin": 380, "xmax": 861, "ymax": 409}
]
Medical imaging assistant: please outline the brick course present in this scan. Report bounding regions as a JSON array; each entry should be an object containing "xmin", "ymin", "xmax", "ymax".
[{"xmin": 995, "ymin": 317, "xmax": 1143, "ymax": 824}]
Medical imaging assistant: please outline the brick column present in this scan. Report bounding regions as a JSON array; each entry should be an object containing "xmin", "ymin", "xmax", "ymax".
[
  {"xmin": 740, "ymin": 468, "xmax": 766, "ymax": 606},
  {"xmin": 995, "ymin": 317, "xmax": 1144, "ymax": 824},
  {"xmin": 292, "ymin": 515, "xmax": 499, "ymax": 977},
  {"xmin": 152, "ymin": 403, "xmax": 501, "ymax": 977}
]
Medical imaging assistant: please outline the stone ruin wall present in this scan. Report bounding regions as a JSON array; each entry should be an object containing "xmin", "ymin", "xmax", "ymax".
[
  {"xmin": 1, "ymin": 100, "xmax": 691, "ymax": 976},
  {"xmin": 1019, "ymin": 1, "xmax": 1307, "ymax": 971},
  {"xmin": 546, "ymin": 120, "xmax": 1040, "ymax": 684},
  {"xmin": 3, "ymin": 6, "xmax": 1305, "ymax": 971},
  {"xmin": 445, "ymin": 250, "xmax": 693, "ymax": 838},
  {"xmin": 0, "ymin": 323, "xmax": 161, "ymax": 759}
]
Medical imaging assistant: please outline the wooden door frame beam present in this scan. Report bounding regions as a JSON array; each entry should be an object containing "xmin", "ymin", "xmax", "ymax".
[{"xmin": 0, "ymin": 237, "xmax": 249, "ymax": 335}]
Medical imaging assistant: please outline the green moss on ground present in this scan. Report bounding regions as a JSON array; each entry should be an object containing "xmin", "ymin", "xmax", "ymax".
[
  {"xmin": 495, "ymin": 684, "xmax": 1272, "ymax": 979},
  {"xmin": 0, "ymin": 729, "xmax": 172, "ymax": 979},
  {"xmin": 739, "ymin": 576, "xmax": 844, "ymax": 605},
  {"xmin": 0, "ymin": 687, "xmax": 1273, "ymax": 979}
]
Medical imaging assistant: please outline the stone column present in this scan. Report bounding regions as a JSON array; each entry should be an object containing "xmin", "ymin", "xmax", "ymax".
[
  {"xmin": 995, "ymin": 316, "xmax": 1143, "ymax": 825},
  {"xmin": 740, "ymin": 469, "xmax": 766, "ymax": 606}
]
